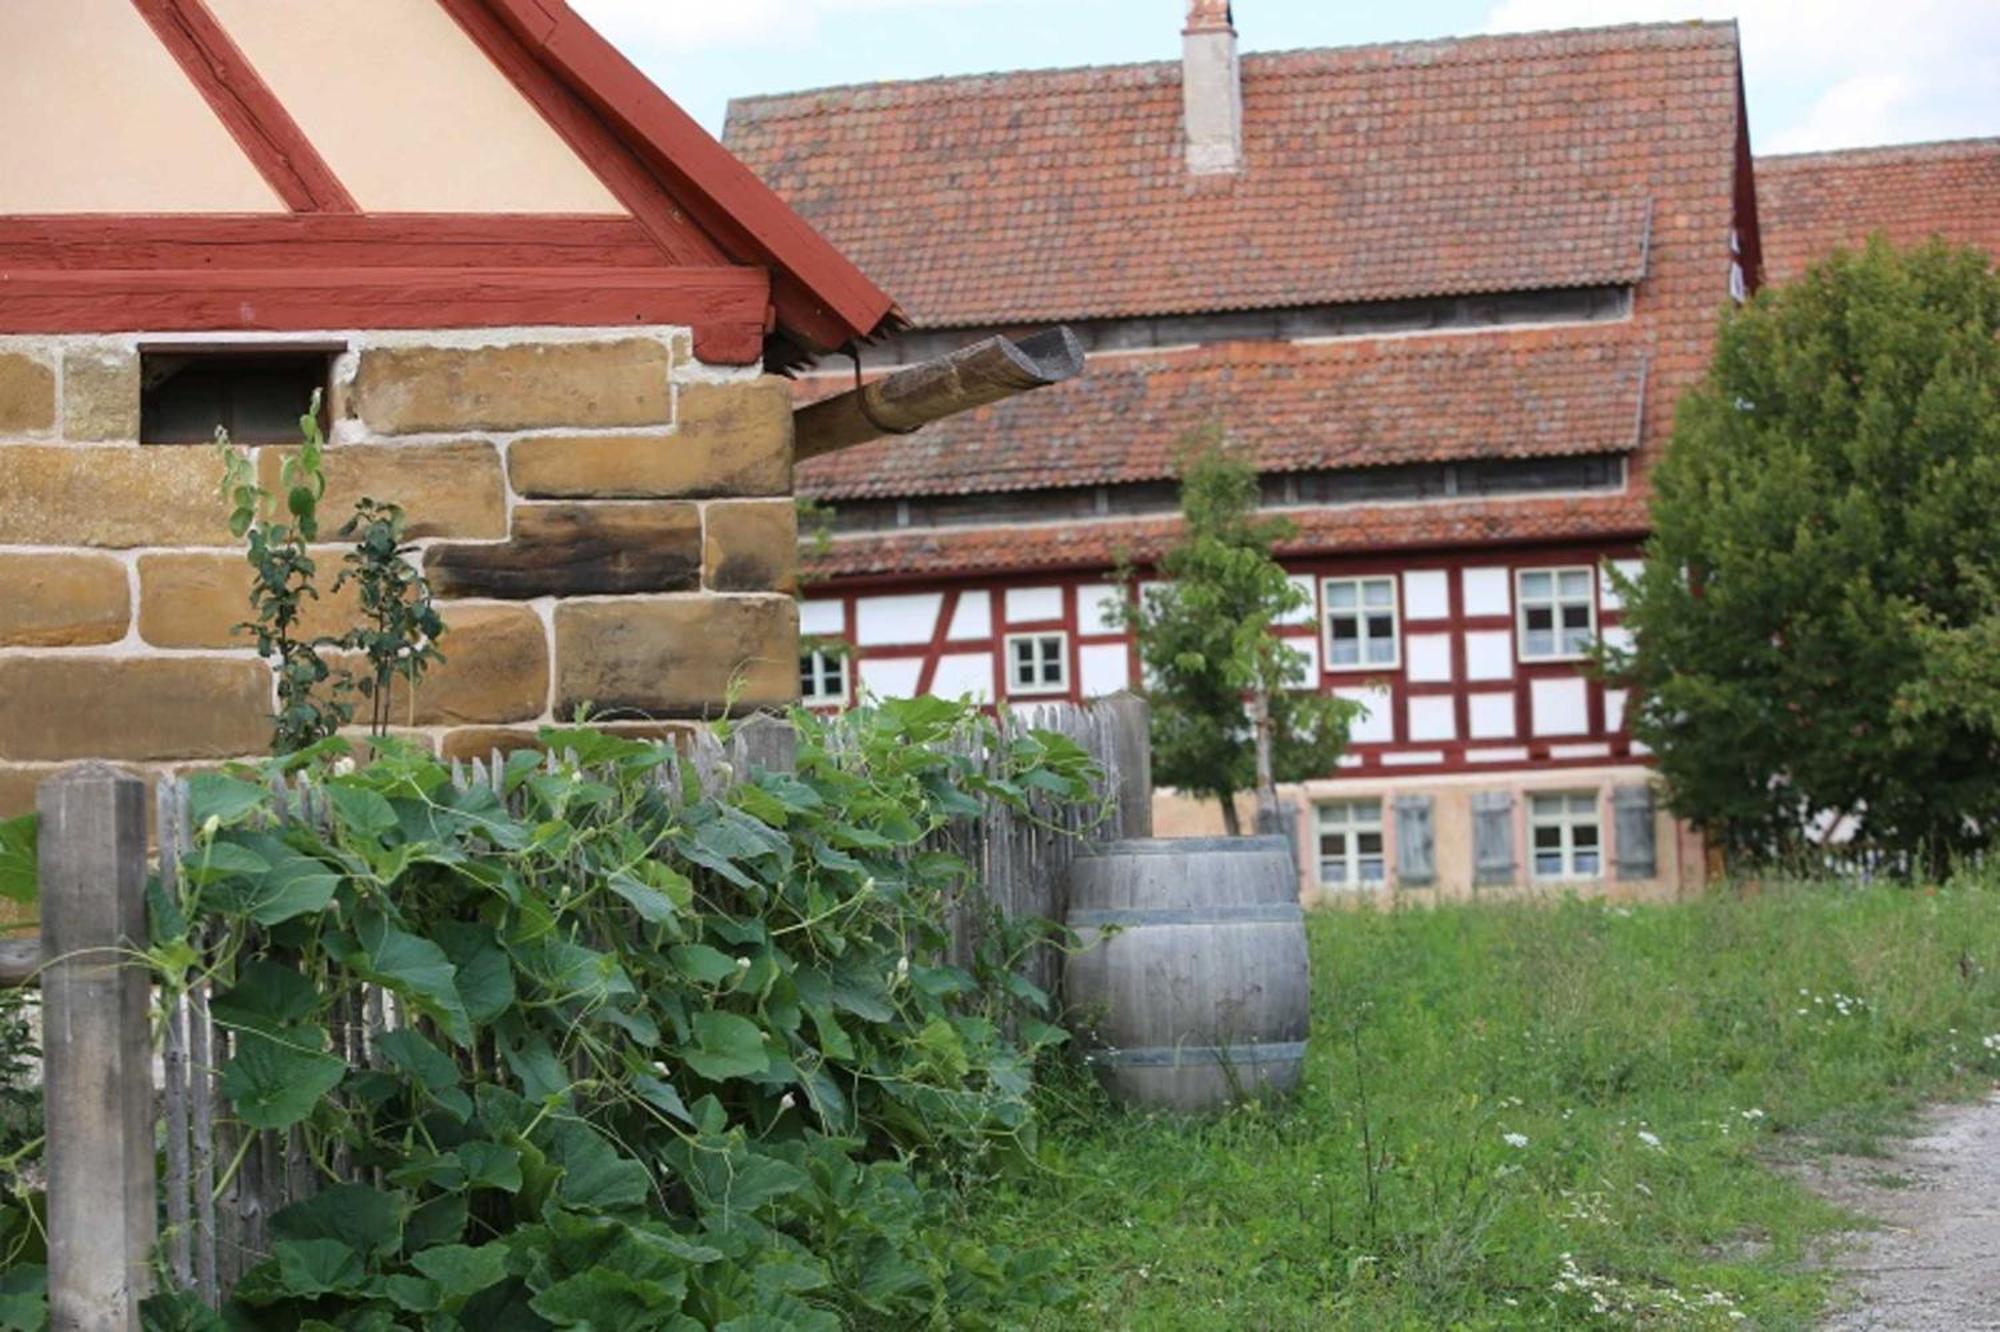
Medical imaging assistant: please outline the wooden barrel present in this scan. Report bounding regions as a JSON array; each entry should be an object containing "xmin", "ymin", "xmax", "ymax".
[{"xmin": 1065, "ymin": 836, "xmax": 1309, "ymax": 1112}]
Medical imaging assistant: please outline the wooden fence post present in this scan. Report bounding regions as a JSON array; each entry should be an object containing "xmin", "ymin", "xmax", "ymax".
[
  {"xmin": 1099, "ymin": 692, "xmax": 1153, "ymax": 839},
  {"xmin": 39, "ymin": 763, "xmax": 154, "ymax": 1331}
]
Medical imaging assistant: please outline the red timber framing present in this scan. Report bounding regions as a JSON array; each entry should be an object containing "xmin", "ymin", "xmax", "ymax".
[
  {"xmin": 803, "ymin": 537, "xmax": 1648, "ymax": 780},
  {"xmin": 0, "ymin": 0, "xmax": 894, "ymax": 361},
  {"xmin": 130, "ymin": 0, "xmax": 357, "ymax": 213}
]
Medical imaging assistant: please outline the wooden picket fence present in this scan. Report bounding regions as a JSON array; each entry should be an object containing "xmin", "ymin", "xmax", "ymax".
[{"xmin": 7, "ymin": 696, "xmax": 1149, "ymax": 1326}]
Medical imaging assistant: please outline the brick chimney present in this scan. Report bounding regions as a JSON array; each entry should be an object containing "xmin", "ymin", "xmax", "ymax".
[{"xmin": 1182, "ymin": 0, "xmax": 1243, "ymax": 175}]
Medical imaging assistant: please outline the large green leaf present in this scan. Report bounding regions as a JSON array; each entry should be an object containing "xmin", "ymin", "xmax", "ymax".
[
  {"xmin": 272, "ymin": 1238, "xmax": 369, "ymax": 1296},
  {"xmin": 547, "ymin": 1119, "xmax": 652, "ymax": 1212},
  {"xmin": 350, "ymin": 912, "xmax": 471, "ymax": 1046},
  {"xmin": 681, "ymin": 1011, "xmax": 771, "ymax": 1082},
  {"xmin": 328, "ymin": 783, "xmax": 398, "ymax": 840},
  {"xmin": 437, "ymin": 922, "xmax": 514, "ymax": 1025},
  {"xmin": 456, "ymin": 1141, "xmax": 523, "ymax": 1193},
  {"xmin": 411, "ymin": 1241, "xmax": 509, "ymax": 1296},
  {"xmin": 529, "ymin": 1268, "xmax": 686, "ymax": 1332},
  {"xmin": 209, "ymin": 960, "xmax": 319, "ymax": 1036},
  {"xmin": 186, "ymin": 771, "xmax": 267, "ymax": 827},
  {"xmin": 220, "ymin": 1027, "xmax": 345, "ymax": 1132},
  {"xmin": 378, "ymin": 1028, "xmax": 471, "ymax": 1122},
  {"xmin": 270, "ymin": 1183, "xmax": 406, "ymax": 1263}
]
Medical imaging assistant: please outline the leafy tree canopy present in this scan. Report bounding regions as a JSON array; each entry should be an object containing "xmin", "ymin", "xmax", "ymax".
[
  {"xmin": 1613, "ymin": 238, "xmax": 2000, "ymax": 867},
  {"xmin": 1112, "ymin": 430, "xmax": 1356, "ymax": 833}
]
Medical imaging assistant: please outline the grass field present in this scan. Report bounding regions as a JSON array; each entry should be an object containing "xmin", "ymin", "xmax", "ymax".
[{"xmin": 973, "ymin": 881, "xmax": 2000, "ymax": 1330}]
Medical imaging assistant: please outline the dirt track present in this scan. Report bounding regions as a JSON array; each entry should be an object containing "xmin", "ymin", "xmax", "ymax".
[{"xmin": 1805, "ymin": 1093, "xmax": 2000, "ymax": 1330}]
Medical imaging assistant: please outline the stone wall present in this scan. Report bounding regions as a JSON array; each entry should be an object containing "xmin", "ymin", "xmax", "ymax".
[{"xmin": 0, "ymin": 327, "xmax": 799, "ymax": 817}]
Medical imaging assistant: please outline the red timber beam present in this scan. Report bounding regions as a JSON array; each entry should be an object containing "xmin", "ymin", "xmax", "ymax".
[
  {"xmin": 0, "ymin": 267, "xmax": 771, "ymax": 362},
  {"xmin": 129, "ymin": 0, "xmax": 357, "ymax": 213}
]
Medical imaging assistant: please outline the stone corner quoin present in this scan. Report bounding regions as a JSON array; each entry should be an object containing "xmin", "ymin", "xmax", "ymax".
[{"xmin": 0, "ymin": 325, "xmax": 807, "ymax": 788}]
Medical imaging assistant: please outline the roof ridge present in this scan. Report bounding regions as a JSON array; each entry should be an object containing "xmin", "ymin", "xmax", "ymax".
[
  {"xmin": 724, "ymin": 18, "xmax": 1738, "ymax": 124},
  {"xmin": 1756, "ymin": 136, "xmax": 2000, "ymax": 168}
]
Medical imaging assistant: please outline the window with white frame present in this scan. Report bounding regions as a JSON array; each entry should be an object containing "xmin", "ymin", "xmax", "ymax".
[
  {"xmin": 798, "ymin": 648, "xmax": 848, "ymax": 705},
  {"xmin": 1530, "ymin": 792, "xmax": 1601, "ymax": 880},
  {"xmin": 1323, "ymin": 576, "xmax": 1399, "ymax": 670},
  {"xmin": 1005, "ymin": 632, "xmax": 1069, "ymax": 695},
  {"xmin": 1317, "ymin": 799, "xmax": 1386, "ymax": 889},
  {"xmin": 1517, "ymin": 567, "xmax": 1595, "ymax": 660}
]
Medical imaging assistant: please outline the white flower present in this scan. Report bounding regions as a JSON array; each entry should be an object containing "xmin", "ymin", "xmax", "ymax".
[
  {"xmin": 1741, "ymin": 1108, "xmax": 1765, "ymax": 1121},
  {"xmin": 1502, "ymin": 1131, "xmax": 1530, "ymax": 1149},
  {"xmin": 1983, "ymin": 1034, "xmax": 2000, "ymax": 1054},
  {"xmin": 332, "ymin": 757, "xmax": 356, "ymax": 776},
  {"xmin": 778, "ymin": 1092, "xmax": 795, "ymax": 1110},
  {"xmin": 896, "ymin": 955, "xmax": 910, "ymax": 979},
  {"xmin": 735, "ymin": 956, "xmax": 751, "ymax": 970},
  {"xmin": 1637, "ymin": 1130, "xmax": 1663, "ymax": 1150}
]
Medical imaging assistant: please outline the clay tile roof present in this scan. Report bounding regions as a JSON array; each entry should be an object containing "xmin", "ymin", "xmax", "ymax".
[
  {"xmin": 1756, "ymin": 138, "xmax": 2000, "ymax": 284},
  {"xmin": 796, "ymin": 322, "xmax": 1648, "ymax": 501},
  {"xmin": 805, "ymin": 494, "xmax": 1653, "ymax": 581},
  {"xmin": 725, "ymin": 21, "xmax": 1740, "ymax": 326}
]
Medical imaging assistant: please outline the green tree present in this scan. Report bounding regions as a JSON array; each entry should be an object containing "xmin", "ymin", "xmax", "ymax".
[
  {"xmin": 1611, "ymin": 238, "xmax": 2000, "ymax": 869},
  {"xmin": 1112, "ymin": 430, "xmax": 1357, "ymax": 834}
]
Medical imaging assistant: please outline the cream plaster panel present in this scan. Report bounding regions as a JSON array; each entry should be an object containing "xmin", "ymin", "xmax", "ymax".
[
  {"xmin": 1277, "ymin": 574, "xmax": 1317, "ymax": 627},
  {"xmin": 1004, "ymin": 585, "xmax": 1063, "ymax": 624},
  {"xmin": 1467, "ymin": 692, "xmax": 1517, "ymax": 739},
  {"xmin": 206, "ymin": 0, "xmax": 624, "ymax": 213},
  {"xmin": 1405, "ymin": 633, "xmax": 1453, "ymax": 683},
  {"xmin": 1403, "ymin": 569, "xmax": 1450, "ymax": 620},
  {"xmin": 1284, "ymin": 632, "xmax": 1320, "ymax": 683},
  {"xmin": 948, "ymin": 590, "xmax": 992, "ymax": 640},
  {"xmin": 800, "ymin": 600, "xmax": 845, "ymax": 637},
  {"xmin": 1077, "ymin": 583, "xmax": 1125, "ymax": 635},
  {"xmin": 1078, "ymin": 643, "xmax": 1131, "ymax": 698},
  {"xmin": 0, "ymin": 0, "xmax": 283, "ymax": 212},
  {"xmin": 1600, "ymin": 625, "xmax": 1636, "ymax": 656},
  {"xmin": 1462, "ymin": 567, "xmax": 1511, "ymax": 617},
  {"xmin": 930, "ymin": 652, "xmax": 994, "ymax": 702},
  {"xmin": 1464, "ymin": 630, "xmax": 1514, "ymax": 681},
  {"xmin": 855, "ymin": 593, "xmax": 941, "ymax": 647},
  {"xmin": 1336, "ymin": 685, "xmax": 1394, "ymax": 744},
  {"xmin": 1530, "ymin": 677, "xmax": 1590, "ymax": 736},
  {"xmin": 857, "ymin": 656, "xmax": 923, "ymax": 700},
  {"xmin": 1406, "ymin": 695, "xmax": 1457, "ymax": 742},
  {"xmin": 1599, "ymin": 559, "xmax": 1643, "ymax": 611},
  {"xmin": 1604, "ymin": 688, "xmax": 1629, "ymax": 733}
]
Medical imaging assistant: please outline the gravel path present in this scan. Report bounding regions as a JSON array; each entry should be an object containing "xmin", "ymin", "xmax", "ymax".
[{"xmin": 1806, "ymin": 1093, "xmax": 2000, "ymax": 1331}]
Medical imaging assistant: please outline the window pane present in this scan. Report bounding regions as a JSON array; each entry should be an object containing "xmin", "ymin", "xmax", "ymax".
[
  {"xmin": 1562, "ymin": 627, "xmax": 1594, "ymax": 654},
  {"xmin": 1354, "ymin": 799, "xmax": 1382, "ymax": 822},
  {"xmin": 1356, "ymin": 831, "xmax": 1383, "ymax": 856},
  {"xmin": 1358, "ymin": 857, "xmax": 1385, "ymax": 882},
  {"xmin": 1363, "ymin": 579, "xmax": 1394, "ymax": 607},
  {"xmin": 1520, "ymin": 571, "xmax": 1552, "ymax": 600},
  {"xmin": 1559, "ymin": 570, "xmax": 1592, "ymax": 598},
  {"xmin": 1533, "ymin": 825, "xmax": 1562, "ymax": 850},
  {"xmin": 1561, "ymin": 605, "xmax": 1591, "ymax": 629},
  {"xmin": 1535, "ymin": 852, "xmax": 1564, "ymax": 875},
  {"xmin": 1525, "ymin": 628, "xmax": 1554, "ymax": 656},
  {"xmin": 1573, "ymin": 823, "xmax": 1600, "ymax": 849},
  {"xmin": 1320, "ymin": 831, "xmax": 1349, "ymax": 857},
  {"xmin": 1365, "ymin": 636, "xmax": 1395, "ymax": 665},
  {"xmin": 1575, "ymin": 851, "xmax": 1601, "ymax": 875},
  {"xmin": 1525, "ymin": 606, "xmax": 1554, "ymax": 631},
  {"xmin": 799, "ymin": 660, "xmax": 816, "ymax": 694},
  {"xmin": 1041, "ymin": 658, "xmax": 1062, "ymax": 685},
  {"xmin": 1327, "ymin": 582, "xmax": 1358, "ymax": 609},
  {"xmin": 1321, "ymin": 859, "xmax": 1347, "ymax": 884},
  {"xmin": 1367, "ymin": 613, "xmax": 1395, "ymax": 640},
  {"xmin": 1530, "ymin": 794, "xmax": 1564, "ymax": 816},
  {"xmin": 1567, "ymin": 794, "xmax": 1596, "ymax": 815}
]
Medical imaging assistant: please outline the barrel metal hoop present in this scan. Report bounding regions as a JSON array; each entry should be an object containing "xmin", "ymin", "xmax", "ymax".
[
  {"xmin": 1069, "ymin": 904, "xmax": 1304, "ymax": 928},
  {"xmin": 1088, "ymin": 1040, "xmax": 1309, "ymax": 1069}
]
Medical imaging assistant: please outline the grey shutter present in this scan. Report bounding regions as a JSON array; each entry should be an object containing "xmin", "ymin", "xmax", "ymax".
[
  {"xmin": 1395, "ymin": 795, "xmax": 1435, "ymax": 887},
  {"xmin": 1614, "ymin": 784, "xmax": 1658, "ymax": 880},
  {"xmin": 1471, "ymin": 792, "xmax": 1517, "ymax": 886}
]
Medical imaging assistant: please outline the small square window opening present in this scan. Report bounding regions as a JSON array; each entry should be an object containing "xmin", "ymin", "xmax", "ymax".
[
  {"xmin": 1530, "ymin": 791, "xmax": 1601, "ymax": 880},
  {"xmin": 799, "ymin": 649, "xmax": 848, "ymax": 706},
  {"xmin": 140, "ymin": 349, "xmax": 335, "ymax": 445}
]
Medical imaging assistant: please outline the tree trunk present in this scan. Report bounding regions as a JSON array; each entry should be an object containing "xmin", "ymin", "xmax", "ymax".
[
  {"xmin": 1217, "ymin": 789, "xmax": 1242, "ymax": 837},
  {"xmin": 1248, "ymin": 688, "xmax": 1281, "ymax": 836}
]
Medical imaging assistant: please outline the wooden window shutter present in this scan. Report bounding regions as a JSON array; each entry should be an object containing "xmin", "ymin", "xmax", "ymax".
[
  {"xmin": 1472, "ymin": 792, "xmax": 1517, "ymax": 886},
  {"xmin": 1395, "ymin": 795, "xmax": 1435, "ymax": 886},
  {"xmin": 1614, "ymin": 784, "xmax": 1658, "ymax": 880}
]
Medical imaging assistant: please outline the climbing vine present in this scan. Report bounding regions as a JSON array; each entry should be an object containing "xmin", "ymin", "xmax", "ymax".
[{"xmin": 133, "ymin": 698, "xmax": 1094, "ymax": 1327}]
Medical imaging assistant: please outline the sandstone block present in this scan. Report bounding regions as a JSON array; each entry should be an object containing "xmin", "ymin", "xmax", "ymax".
[
  {"xmin": 137, "ymin": 551, "xmax": 362, "ymax": 649},
  {"xmin": 0, "ymin": 657, "xmax": 271, "ymax": 762},
  {"xmin": 351, "ymin": 339, "xmax": 671, "ymax": 434},
  {"xmin": 61, "ymin": 342, "xmax": 140, "ymax": 441},
  {"xmin": 0, "ymin": 445, "xmax": 233, "ymax": 547},
  {"xmin": 425, "ymin": 502, "xmax": 701, "ymax": 599},
  {"xmin": 0, "ymin": 353, "xmax": 56, "ymax": 434},
  {"xmin": 0, "ymin": 553, "xmax": 130, "ymax": 646},
  {"xmin": 374, "ymin": 603, "xmax": 547, "ymax": 727},
  {"xmin": 258, "ymin": 441, "xmax": 505, "ymax": 540},
  {"xmin": 554, "ymin": 597, "xmax": 797, "ymax": 720},
  {"xmin": 507, "ymin": 378, "xmax": 791, "ymax": 499},
  {"xmin": 704, "ymin": 500, "xmax": 798, "ymax": 594}
]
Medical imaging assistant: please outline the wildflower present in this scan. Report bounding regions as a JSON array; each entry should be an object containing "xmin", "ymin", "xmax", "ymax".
[
  {"xmin": 1741, "ymin": 1108, "xmax": 1765, "ymax": 1122},
  {"xmin": 1984, "ymin": 1034, "xmax": 2000, "ymax": 1054},
  {"xmin": 735, "ymin": 956, "xmax": 751, "ymax": 971},
  {"xmin": 897, "ymin": 955, "xmax": 910, "ymax": 980},
  {"xmin": 201, "ymin": 813, "xmax": 221, "ymax": 839},
  {"xmin": 779, "ymin": 1092, "xmax": 796, "ymax": 1110},
  {"xmin": 1637, "ymin": 1129, "xmax": 1663, "ymax": 1150},
  {"xmin": 1503, "ymin": 1131, "xmax": 1530, "ymax": 1149},
  {"xmin": 332, "ymin": 756, "xmax": 356, "ymax": 776}
]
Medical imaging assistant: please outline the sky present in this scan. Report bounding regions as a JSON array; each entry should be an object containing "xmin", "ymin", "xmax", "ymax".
[{"xmin": 572, "ymin": 0, "xmax": 1999, "ymax": 156}]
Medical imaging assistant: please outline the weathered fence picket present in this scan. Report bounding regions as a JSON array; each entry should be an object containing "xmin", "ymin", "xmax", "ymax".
[{"xmin": 14, "ymin": 696, "xmax": 1148, "ymax": 1319}]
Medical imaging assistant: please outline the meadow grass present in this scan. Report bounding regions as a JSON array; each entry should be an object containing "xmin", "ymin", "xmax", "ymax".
[{"xmin": 973, "ymin": 879, "xmax": 2000, "ymax": 1329}]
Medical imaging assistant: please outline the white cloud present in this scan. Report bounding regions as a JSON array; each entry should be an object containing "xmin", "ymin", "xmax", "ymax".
[{"xmin": 1484, "ymin": 0, "xmax": 2000, "ymax": 152}]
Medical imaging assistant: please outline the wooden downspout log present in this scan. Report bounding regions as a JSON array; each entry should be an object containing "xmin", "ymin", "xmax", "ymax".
[{"xmin": 795, "ymin": 326, "xmax": 1085, "ymax": 461}]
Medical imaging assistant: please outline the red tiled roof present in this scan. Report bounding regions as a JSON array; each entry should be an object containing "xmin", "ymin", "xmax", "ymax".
[
  {"xmin": 725, "ymin": 22, "xmax": 1741, "ymax": 326},
  {"xmin": 796, "ymin": 323, "xmax": 1648, "ymax": 500},
  {"xmin": 805, "ymin": 494, "xmax": 1652, "ymax": 580},
  {"xmin": 1756, "ymin": 138, "xmax": 2000, "ymax": 284}
]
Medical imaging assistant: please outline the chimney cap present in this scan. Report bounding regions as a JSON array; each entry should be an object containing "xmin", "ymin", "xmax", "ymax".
[{"xmin": 1185, "ymin": 0, "xmax": 1234, "ymax": 36}]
